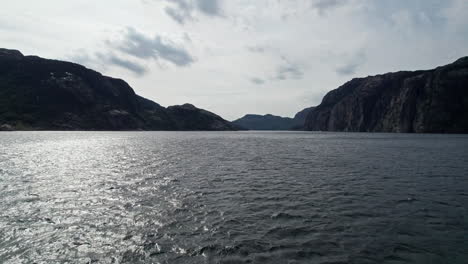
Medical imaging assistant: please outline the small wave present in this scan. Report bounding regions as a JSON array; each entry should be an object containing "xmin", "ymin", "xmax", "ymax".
[{"xmin": 270, "ymin": 212, "xmax": 303, "ymax": 220}]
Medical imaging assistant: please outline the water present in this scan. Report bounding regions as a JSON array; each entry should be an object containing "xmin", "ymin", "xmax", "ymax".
[{"xmin": 0, "ymin": 131, "xmax": 467, "ymax": 264}]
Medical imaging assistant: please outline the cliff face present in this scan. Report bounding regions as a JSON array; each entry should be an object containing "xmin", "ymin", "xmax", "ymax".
[
  {"xmin": 0, "ymin": 48, "xmax": 236, "ymax": 131},
  {"xmin": 305, "ymin": 57, "xmax": 468, "ymax": 133}
]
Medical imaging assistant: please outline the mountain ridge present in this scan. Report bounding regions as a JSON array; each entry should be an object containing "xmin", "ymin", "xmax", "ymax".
[
  {"xmin": 0, "ymin": 48, "xmax": 237, "ymax": 131},
  {"xmin": 1, "ymin": 48, "xmax": 467, "ymax": 133}
]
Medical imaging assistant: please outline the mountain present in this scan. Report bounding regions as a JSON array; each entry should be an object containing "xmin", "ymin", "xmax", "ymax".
[
  {"xmin": 0, "ymin": 48, "xmax": 237, "ymax": 131},
  {"xmin": 232, "ymin": 108, "xmax": 315, "ymax": 131},
  {"xmin": 232, "ymin": 114, "xmax": 295, "ymax": 130},
  {"xmin": 304, "ymin": 57, "xmax": 468, "ymax": 133},
  {"xmin": 291, "ymin": 107, "xmax": 315, "ymax": 129}
]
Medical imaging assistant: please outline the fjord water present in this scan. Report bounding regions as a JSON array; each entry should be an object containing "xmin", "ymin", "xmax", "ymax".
[{"xmin": 0, "ymin": 132, "xmax": 467, "ymax": 264}]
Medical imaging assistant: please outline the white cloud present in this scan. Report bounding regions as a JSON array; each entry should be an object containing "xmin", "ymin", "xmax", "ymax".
[
  {"xmin": 112, "ymin": 27, "xmax": 194, "ymax": 67},
  {"xmin": 157, "ymin": 0, "xmax": 224, "ymax": 24}
]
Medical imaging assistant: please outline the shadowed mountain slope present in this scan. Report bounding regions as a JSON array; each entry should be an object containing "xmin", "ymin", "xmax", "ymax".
[{"xmin": 0, "ymin": 48, "xmax": 236, "ymax": 131}]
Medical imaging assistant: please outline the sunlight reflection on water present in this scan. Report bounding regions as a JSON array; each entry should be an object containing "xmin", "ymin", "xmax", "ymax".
[{"xmin": 0, "ymin": 131, "xmax": 467, "ymax": 263}]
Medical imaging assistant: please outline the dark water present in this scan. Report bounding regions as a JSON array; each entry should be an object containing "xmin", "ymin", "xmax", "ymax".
[{"xmin": 0, "ymin": 131, "xmax": 467, "ymax": 264}]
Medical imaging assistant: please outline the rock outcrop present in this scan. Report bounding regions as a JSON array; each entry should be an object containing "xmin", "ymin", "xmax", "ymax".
[
  {"xmin": 305, "ymin": 57, "xmax": 468, "ymax": 133},
  {"xmin": 0, "ymin": 48, "xmax": 236, "ymax": 131}
]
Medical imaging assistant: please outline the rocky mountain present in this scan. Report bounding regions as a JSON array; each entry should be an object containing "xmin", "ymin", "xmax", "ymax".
[
  {"xmin": 0, "ymin": 48, "xmax": 237, "ymax": 131},
  {"xmin": 305, "ymin": 57, "xmax": 468, "ymax": 133}
]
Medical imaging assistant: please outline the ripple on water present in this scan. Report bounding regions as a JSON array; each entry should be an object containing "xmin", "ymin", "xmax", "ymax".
[{"xmin": 0, "ymin": 131, "xmax": 467, "ymax": 263}]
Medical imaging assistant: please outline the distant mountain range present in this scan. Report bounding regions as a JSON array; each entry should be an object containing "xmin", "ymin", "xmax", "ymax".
[
  {"xmin": 232, "ymin": 107, "xmax": 314, "ymax": 130},
  {"xmin": 0, "ymin": 48, "xmax": 237, "ymax": 131},
  {"xmin": 1, "ymin": 48, "xmax": 467, "ymax": 133},
  {"xmin": 233, "ymin": 114, "xmax": 294, "ymax": 130}
]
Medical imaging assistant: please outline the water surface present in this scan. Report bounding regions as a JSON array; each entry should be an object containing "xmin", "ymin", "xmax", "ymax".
[{"xmin": 0, "ymin": 131, "xmax": 467, "ymax": 263}]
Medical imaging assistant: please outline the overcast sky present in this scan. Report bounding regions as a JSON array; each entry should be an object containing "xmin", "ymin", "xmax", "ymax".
[{"xmin": 1, "ymin": 0, "xmax": 468, "ymax": 120}]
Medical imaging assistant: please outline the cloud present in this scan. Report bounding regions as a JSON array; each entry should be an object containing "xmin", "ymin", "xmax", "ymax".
[
  {"xmin": 0, "ymin": 18, "xmax": 18, "ymax": 31},
  {"xmin": 312, "ymin": 0, "xmax": 348, "ymax": 15},
  {"xmin": 250, "ymin": 77, "xmax": 265, "ymax": 85},
  {"xmin": 196, "ymin": 0, "xmax": 222, "ymax": 16},
  {"xmin": 113, "ymin": 27, "xmax": 194, "ymax": 67},
  {"xmin": 442, "ymin": 0, "xmax": 468, "ymax": 34},
  {"xmin": 69, "ymin": 50, "xmax": 147, "ymax": 76},
  {"xmin": 97, "ymin": 53, "xmax": 147, "ymax": 76},
  {"xmin": 68, "ymin": 27, "xmax": 193, "ymax": 76},
  {"xmin": 161, "ymin": 0, "xmax": 193, "ymax": 24},
  {"xmin": 275, "ymin": 64, "xmax": 304, "ymax": 80},
  {"xmin": 335, "ymin": 62, "xmax": 359, "ymax": 75},
  {"xmin": 68, "ymin": 50, "xmax": 94, "ymax": 66},
  {"xmin": 165, "ymin": 6, "xmax": 190, "ymax": 24},
  {"xmin": 159, "ymin": 0, "xmax": 223, "ymax": 24},
  {"xmin": 246, "ymin": 45, "xmax": 266, "ymax": 53},
  {"xmin": 248, "ymin": 56, "xmax": 304, "ymax": 84},
  {"xmin": 335, "ymin": 52, "xmax": 366, "ymax": 76}
]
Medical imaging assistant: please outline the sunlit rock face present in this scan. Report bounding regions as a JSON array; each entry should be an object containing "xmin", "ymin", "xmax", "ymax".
[
  {"xmin": 305, "ymin": 57, "xmax": 468, "ymax": 133},
  {"xmin": 0, "ymin": 48, "xmax": 236, "ymax": 131}
]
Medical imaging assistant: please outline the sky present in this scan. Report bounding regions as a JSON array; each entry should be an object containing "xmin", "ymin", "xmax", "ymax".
[{"xmin": 1, "ymin": 0, "xmax": 468, "ymax": 120}]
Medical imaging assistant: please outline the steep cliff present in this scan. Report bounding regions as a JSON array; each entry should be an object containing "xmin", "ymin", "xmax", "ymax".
[
  {"xmin": 0, "ymin": 48, "xmax": 236, "ymax": 131},
  {"xmin": 305, "ymin": 57, "xmax": 468, "ymax": 133}
]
